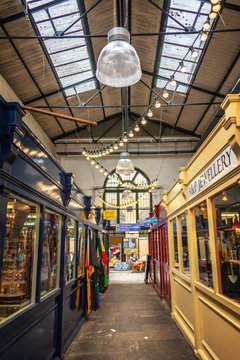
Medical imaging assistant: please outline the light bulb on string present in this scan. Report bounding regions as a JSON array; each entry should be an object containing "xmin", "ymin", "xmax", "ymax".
[
  {"xmin": 96, "ymin": 164, "xmax": 100, "ymax": 169},
  {"xmin": 134, "ymin": 123, "xmax": 140, "ymax": 132},
  {"xmin": 104, "ymin": 171, "xmax": 108, "ymax": 176},
  {"xmin": 102, "ymin": 150, "xmax": 106, "ymax": 156},
  {"xmin": 82, "ymin": 149, "xmax": 86, "ymax": 155},
  {"xmin": 91, "ymin": 160, "xmax": 96, "ymax": 165},
  {"xmin": 99, "ymin": 168, "xmax": 104, "ymax": 173},
  {"xmin": 123, "ymin": 134, "xmax": 128, "ymax": 142},
  {"xmin": 200, "ymin": 31, "xmax": 208, "ymax": 41},
  {"xmin": 109, "ymin": 146, "xmax": 114, "ymax": 152},
  {"xmin": 209, "ymin": 10, "xmax": 217, "ymax": 19},
  {"xmin": 210, "ymin": 0, "xmax": 219, "ymax": 3},
  {"xmin": 162, "ymin": 89, "xmax": 169, "ymax": 99},
  {"xmin": 106, "ymin": 148, "xmax": 110, "ymax": 155},
  {"xmin": 203, "ymin": 19, "xmax": 210, "ymax": 31},
  {"xmin": 141, "ymin": 116, "xmax": 147, "ymax": 125},
  {"xmin": 154, "ymin": 98, "xmax": 161, "ymax": 108},
  {"xmin": 170, "ymin": 76, "xmax": 176, "ymax": 87},
  {"xmin": 86, "ymin": 156, "xmax": 90, "ymax": 160},
  {"xmin": 128, "ymin": 130, "xmax": 134, "ymax": 137},
  {"xmin": 212, "ymin": 3, "xmax": 221, "ymax": 12},
  {"xmin": 119, "ymin": 139, "xmax": 124, "ymax": 147},
  {"xmin": 179, "ymin": 61, "xmax": 186, "ymax": 73},
  {"xmin": 191, "ymin": 47, "xmax": 199, "ymax": 58},
  {"xmin": 147, "ymin": 108, "xmax": 153, "ymax": 117},
  {"xmin": 114, "ymin": 143, "xmax": 119, "ymax": 150}
]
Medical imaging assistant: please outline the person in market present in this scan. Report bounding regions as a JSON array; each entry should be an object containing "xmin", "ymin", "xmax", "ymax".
[{"xmin": 129, "ymin": 251, "xmax": 144, "ymax": 272}]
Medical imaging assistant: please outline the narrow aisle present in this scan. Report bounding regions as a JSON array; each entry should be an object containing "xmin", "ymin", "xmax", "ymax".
[{"xmin": 65, "ymin": 273, "xmax": 195, "ymax": 360}]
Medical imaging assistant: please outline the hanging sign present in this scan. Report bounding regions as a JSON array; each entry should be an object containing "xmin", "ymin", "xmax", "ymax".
[
  {"xmin": 116, "ymin": 223, "xmax": 141, "ymax": 232},
  {"xmin": 188, "ymin": 145, "xmax": 238, "ymax": 200},
  {"xmin": 103, "ymin": 210, "xmax": 116, "ymax": 220},
  {"xmin": 142, "ymin": 217, "xmax": 158, "ymax": 228}
]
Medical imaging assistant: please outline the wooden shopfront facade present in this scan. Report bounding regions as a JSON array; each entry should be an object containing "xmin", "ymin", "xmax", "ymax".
[{"xmin": 163, "ymin": 94, "xmax": 240, "ymax": 360}]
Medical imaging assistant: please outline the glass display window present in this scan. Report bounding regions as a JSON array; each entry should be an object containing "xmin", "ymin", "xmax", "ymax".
[
  {"xmin": 65, "ymin": 218, "xmax": 76, "ymax": 282},
  {"xmin": 173, "ymin": 218, "xmax": 179, "ymax": 268},
  {"xmin": 41, "ymin": 210, "xmax": 61, "ymax": 297},
  {"xmin": 77, "ymin": 223, "xmax": 85, "ymax": 276},
  {"xmin": 212, "ymin": 184, "xmax": 240, "ymax": 302},
  {"xmin": 194, "ymin": 201, "xmax": 213, "ymax": 288},
  {"xmin": 179, "ymin": 213, "xmax": 190, "ymax": 276},
  {"xmin": 0, "ymin": 195, "xmax": 39, "ymax": 322}
]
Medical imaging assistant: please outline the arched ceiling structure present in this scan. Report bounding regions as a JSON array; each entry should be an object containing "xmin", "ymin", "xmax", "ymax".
[{"xmin": 0, "ymin": 0, "xmax": 239, "ymax": 152}]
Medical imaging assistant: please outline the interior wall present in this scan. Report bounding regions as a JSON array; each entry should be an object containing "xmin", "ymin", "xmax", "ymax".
[
  {"xmin": 58, "ymin": 154, "xmax": 192, "ymax": 206},
  {"xmin": 0, "ymin": 74, "xmax": 56, "ymax": 157}
]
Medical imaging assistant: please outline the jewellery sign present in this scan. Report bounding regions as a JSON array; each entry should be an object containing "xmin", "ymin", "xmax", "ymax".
[{"xmin": 188, "ymin": 145, "xmax": 238, "ymax": 200}]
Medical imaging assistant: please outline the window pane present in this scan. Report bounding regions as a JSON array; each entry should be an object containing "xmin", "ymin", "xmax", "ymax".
[
  {"xmin": 65, "ymin": 219, "xmax": 76, "ymax": 282},
  {"xmin": 0, "ymin": 196, "xmax": 38, "ymax": 322},
  {"xmin": 179, "ymin": 213, "xmax": 190, "ymax": 276},
  {"xmin": 195, "ymin": 201, "xmax": 213, "ymax": 287},
  {"xmin": 41, "ymin": 211, "xmax": 61, "ymax": 296},
  {"xmin": 213, "ymin": 184, "xmax": 240, "ymax": 302},
  {"xmin": 77, "ymin": 223, "xmax": 85, "ymax": 276},
  {"xmin": 173, "ymin": 218, "xmax": 178, "ymax": 267}
]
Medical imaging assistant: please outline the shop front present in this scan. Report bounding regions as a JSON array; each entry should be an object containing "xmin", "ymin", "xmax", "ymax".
[
  {"xmin": 0, "ymin": 96, "xmax": 108, "ymax": 359},
  {"xmin": 163, "ymin": 94, "xmax": 240, "ymax": 360}
]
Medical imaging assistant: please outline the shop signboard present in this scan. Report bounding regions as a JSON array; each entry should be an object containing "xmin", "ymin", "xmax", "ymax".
[
  {"xmin": 123, "ymin": 238, "xmax": 136, "ymax": 249},
  {"xmin": 103, "ymin": 210, "xmax": 116, "ymax": 220},
  {"xmin": 116, "ymin": 223, "xmax": 141, "ymax": 232},
  {"xmin": 188, "ymin": 145, "xmax": 238, "ymax": 200}
]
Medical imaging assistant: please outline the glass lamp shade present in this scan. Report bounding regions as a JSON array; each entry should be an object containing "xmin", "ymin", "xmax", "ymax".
[
  {"xmin": 96, "ymin": 27, "xmax": 142, "ymax": 87},
  {"xmin": 122, "ymin": 189, "xmax": 133, "ymax": 201},
  {"xmin": 116, "ymin": 152, "xmax": 135, "ymax": 175}
]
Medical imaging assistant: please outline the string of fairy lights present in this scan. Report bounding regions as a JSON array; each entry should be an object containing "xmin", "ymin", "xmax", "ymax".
[
  {"xmin": 87, "ymin": 157, "xmax": 158, "ymax": 190},
  {"xmin": 82, "ymin": 0, "xmax": 221, "ymax": 160},
  {"xmin": 99, "ymin": 191, "xmax": 151, "ymax": 209}
]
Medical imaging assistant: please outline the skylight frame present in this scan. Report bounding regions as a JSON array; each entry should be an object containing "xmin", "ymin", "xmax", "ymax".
[
  {"xmin": 156, "ymin": 0, "xmax": 212, "ymax": 94},
  {"xmin": 28, "ymin": 0, "xmax": 97, "ymax": 97}
]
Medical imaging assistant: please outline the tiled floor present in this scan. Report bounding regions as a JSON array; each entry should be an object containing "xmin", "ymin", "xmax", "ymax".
[{"xmin": 65, "ymin": 271, "xmax": 195, "ymax": 360}]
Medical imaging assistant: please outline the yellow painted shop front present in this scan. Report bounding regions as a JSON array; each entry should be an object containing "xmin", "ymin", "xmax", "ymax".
[{"xmin": 163, "ymin": 95, "xmax": 240, "ymax": 360}]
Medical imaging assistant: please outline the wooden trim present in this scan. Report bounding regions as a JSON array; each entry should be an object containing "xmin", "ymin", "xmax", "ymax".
[
  {"xmin": 175, "ymin": 305, "xmax": 194, "ymax": 332},
  {"xmin": 22, "ymin": 105, "xmax": 97, "ymax": 127}
]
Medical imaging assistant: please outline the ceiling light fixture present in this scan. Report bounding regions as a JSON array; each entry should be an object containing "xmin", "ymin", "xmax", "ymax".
[
  {"xmin": 222, "ymin": 192, "xmax": 228, "ymax": 201},
  {"xmin": 116, "ymin": 152, "xmax": 135, "ymax": 175},
  {"xmin": 96, "ymin": 27, "xmax": 142, "ymax": 87}
]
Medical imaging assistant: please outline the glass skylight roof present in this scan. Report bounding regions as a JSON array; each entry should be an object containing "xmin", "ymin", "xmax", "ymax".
[
  {"xmin": 156, "ymin": 0, "xmax": 212, "ymax": 94},
  {"xmin": 28, "ymin": 0, "xmax": 96, "ymax": 96}
]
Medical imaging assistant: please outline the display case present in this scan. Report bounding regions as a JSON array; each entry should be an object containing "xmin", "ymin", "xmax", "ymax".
[{"xmin": 0, "ymin": 195, "xmax": 38, "ymax": 321}]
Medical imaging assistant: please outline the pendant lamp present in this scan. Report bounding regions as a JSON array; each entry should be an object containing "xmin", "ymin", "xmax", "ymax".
[
  {"xmin": 116, "ymin": 152, "xmax": 135, "ymax": 175},
  {"xmin": 96, "ymin": 27, "xmax": 142, "ymax": 87},
  {"xmin": 122, "ymin": 189, "xmax": 133, "ymax": 201}
]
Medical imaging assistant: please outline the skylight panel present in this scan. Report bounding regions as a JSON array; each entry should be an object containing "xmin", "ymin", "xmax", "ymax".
[
  {"xmin": 157, "ymin": 0, "xmax": 211, "ymax": 94},
  {"xmin": 29, "ymin": 0, "xmax": 97, "ymax": 96}
]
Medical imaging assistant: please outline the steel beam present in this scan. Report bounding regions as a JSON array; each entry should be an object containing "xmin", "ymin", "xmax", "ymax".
[
  {"xmin": 1, "ymin": 24, "xmax": 65, "ymax": 134},
  {"xmin": 52, "ymin": 112, "xmax": 123, "ymax": 141},
  {"xmin": 193, "ymin": 50, "xmax": 240, "ymax": 133},
  {"xmin": 95, "ymin": 116, "xmax": 121, "ymax": 143},
  {"xmin": 142, "ymin": 70, "xmax": 225, "ymax": 98},
  {"xmin": 57, "ymin": 150, "xmax": 195, "ymax": 155}
]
